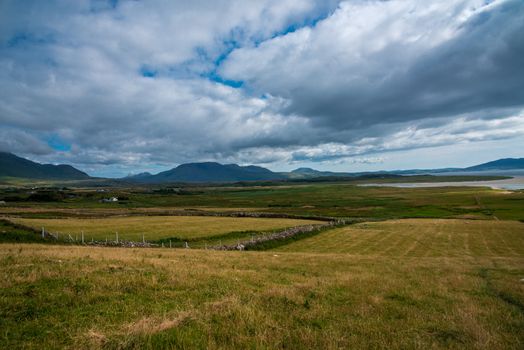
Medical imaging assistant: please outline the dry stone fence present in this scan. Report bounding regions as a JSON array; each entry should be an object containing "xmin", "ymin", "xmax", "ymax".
[
  {"xmin": 211, "ymin": 219, "xmax": 353, "ymax": 251},
  {"xmin": 2, "ymin": 212, "xmax": 360, "ymax": 250}
]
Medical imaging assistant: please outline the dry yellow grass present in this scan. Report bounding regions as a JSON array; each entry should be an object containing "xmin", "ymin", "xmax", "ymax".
[
  {"xmin": 275, "ymin": 219, "xmax": 524, "ymax": 256},
  {"xmin": 9, "ymin": 215, "xmax": 318, "ymax": 241},
  {"xmin": 0, "ymin": 243, "xmax": 523, "ymax": 349}
]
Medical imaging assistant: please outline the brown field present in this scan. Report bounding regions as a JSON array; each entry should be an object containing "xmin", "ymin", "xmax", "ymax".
[{"xmin": 1, "ymin": 241, "xmax": 523, "ymax": 349}]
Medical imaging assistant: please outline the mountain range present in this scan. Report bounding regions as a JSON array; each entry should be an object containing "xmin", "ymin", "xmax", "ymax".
[
  {"xmin": 1, "ymin": 152, "xmax": 523, "ymax": 183},
  {"xmin": 0, "ymin": 152, "xmax": 89, "ymax": 180},
  {"xmin": 464, "ymin": 158, "xmax": 524, "ymax": 171},
  {"xmin": 130, "ymin": 162, "xmax": 287, "ymax": 183},
  {"xmin": 124, "ymin": 157, "xmax": 524, "ymax": 183}
]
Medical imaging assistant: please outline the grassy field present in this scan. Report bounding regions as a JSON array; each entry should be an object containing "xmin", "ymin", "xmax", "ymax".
[
  {"xmin": 275, "ymin": 219, "xmax": 524, "ymax": 256},
  {"xmin": 0, "ymin": 174, "xmax": 510, "ymax": 188},
  {"xmin": 1, "ymin": 181, "xmax": 523, "ymax": 349},
  {"xmin": 2, "ymin": 183, "xmax": 523, "ymax": 221},
  {"xmin": 8, "ymin": 216, "xmax": 319, "ymax": 243},
  {"xmin": 1, "ymin": 241, "xmax": 523, "ymax": 349},
  {"xmin": 0, "ymin": 220, "xmax": 47, "ymax": 243}
]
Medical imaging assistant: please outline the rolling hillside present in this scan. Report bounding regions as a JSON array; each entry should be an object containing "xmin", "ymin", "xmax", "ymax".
[
  {"xmin": 464, "ymin": 158, "xmax": 524, "ymax": 171},
  {"xmin": 0, "ymin": 152, "xmax": 89, "ymax": 180}
]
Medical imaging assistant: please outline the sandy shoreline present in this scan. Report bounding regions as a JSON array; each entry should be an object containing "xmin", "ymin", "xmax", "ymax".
[{"xmin": 360, "ymin": 176, "xmax": 524, "ymax": 190}]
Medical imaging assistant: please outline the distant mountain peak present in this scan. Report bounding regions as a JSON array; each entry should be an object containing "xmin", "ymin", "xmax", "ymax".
[
  {"xmin": 292, "ymin": 167, "xmax": 318, "ymax": 173},
  {"xmin": 127, "ymin": 161, "xmax": 285, "ymax": 183},
  {"xmin": 124, "ymin": 172, "xmax": 152, "ymax": 179}
]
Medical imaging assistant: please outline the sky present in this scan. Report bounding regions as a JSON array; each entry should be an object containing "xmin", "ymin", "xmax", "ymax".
[{"xmin": 1, "ymin": 0, "xmax": 523, "ymax": 177}]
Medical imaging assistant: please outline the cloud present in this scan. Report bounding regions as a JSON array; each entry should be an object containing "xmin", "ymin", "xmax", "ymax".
[
  {"xmin": 221, "ymin": 0, "xmax": 524, "ymax": 129},
  {"xmin": 0, "ymin": 0, "xmax": 523, "ymax": 176},
  {"xmin": 229, "ymin": 113, "xmax": 524, "ymax": 165},
  {"xmin": 0, "ymin": 128, "xmax": 52, "ymax": 155}
]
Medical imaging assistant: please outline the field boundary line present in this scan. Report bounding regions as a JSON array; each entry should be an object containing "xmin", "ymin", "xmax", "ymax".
[{"xmin": 211, "ymin": 217, "xmax": 380, "ymax": 251}]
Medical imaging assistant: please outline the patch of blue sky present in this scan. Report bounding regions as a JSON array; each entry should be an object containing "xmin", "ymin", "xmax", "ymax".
[
  {"xmin": 207, "ymin": 74, "xmax": 243, "ymax": 88},
  {"xmin": 90, "ymin": 0, "xmax": 119, "ymax": 13},
  {"xmin": 264, "ymin": 9, "xmax": 335, "ymax": 44},
  {"xmin": 139, "ymin": 65, "xmax": 157, "ymax": 78},
  {"xmin": 193, "ymin": 44, "xmax": 244, "ymax": 88},
  {"xmin": 46, "ymin": 134, "xmax": 71, "ymax": 152},
  {"xmin": 195, "ymin": 35, "xmax": 241, "ymax": 67},
  {"xmin": 6, "ymin": 32, "xmax": 56, "ymax": 48}
]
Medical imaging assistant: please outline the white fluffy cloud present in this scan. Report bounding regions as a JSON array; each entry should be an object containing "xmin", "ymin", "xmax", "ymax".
[{"xmin": 0, "ymin": 0, "xmax": 523, "ymax": 175}]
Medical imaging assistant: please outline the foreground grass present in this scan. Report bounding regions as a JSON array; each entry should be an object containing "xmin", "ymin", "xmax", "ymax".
[
  {"xmin": 8, "ymin": 216, "xmax": 318, "ymax": 242},
  {"xmin": 275, "ymin": 219, "xmax": 524, "ymax": 256},
  {"xmin": 1, "ymin": 240, "xmax": 523, "ymax": 349}
]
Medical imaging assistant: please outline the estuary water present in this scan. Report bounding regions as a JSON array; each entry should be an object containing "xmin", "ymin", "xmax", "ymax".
[{"xmin": 359, "ymin": 173, "xmax": 524, "ymax": 190}]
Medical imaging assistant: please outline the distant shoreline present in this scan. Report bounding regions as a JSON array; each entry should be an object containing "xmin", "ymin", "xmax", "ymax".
[{"xmin": 359, "ymin": 176, "xmax": 524, "ymax": 190}]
